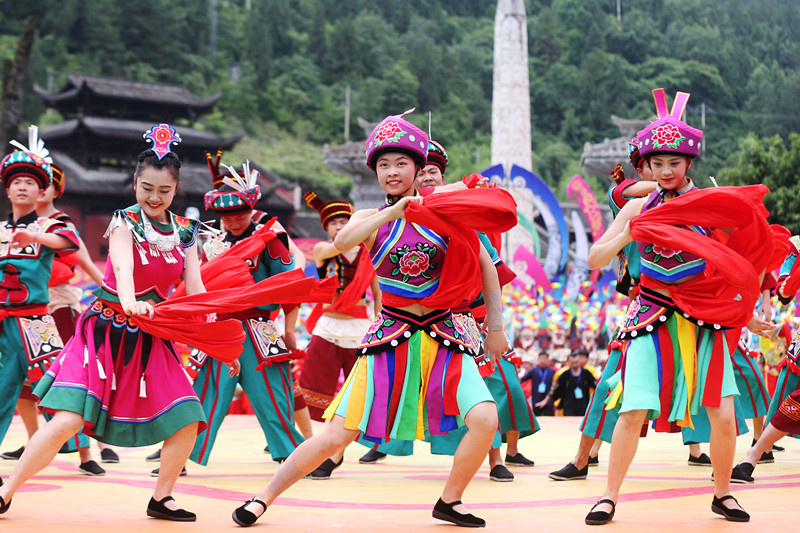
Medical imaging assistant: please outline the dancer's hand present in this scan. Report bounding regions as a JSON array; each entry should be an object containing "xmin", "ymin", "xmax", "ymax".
[
  {"xmin": 121, "ymin": 300, "xmax": 154, "ymax": 318},
  {"xmin": 746, "ymin": 314, "xmax": 774, "ymax": 336},
  {"xmin": 10, "ymin": 229, "xmax": 38, "ymax": 248},
  {"xmin": 284, "ymin": 330, "xmax": 297, "ymax": 353},
  {"xmin": 386, "ymin": 196, "xmax": 423, "ymax": 220},
  {"xmin": 225, "ymin": 359, "xmax": 241, "ymax": 377},
  {"xmin": 484, "ymin": 330, "xmax": 509, "ymax": 369}
]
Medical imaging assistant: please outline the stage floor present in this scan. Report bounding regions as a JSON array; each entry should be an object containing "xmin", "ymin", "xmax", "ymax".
[{"xmin": 0, "ymin": 414, "xmax": 797, "ymax": 531}]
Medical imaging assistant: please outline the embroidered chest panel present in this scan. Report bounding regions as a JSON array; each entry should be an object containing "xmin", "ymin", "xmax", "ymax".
[{"xmin": 370, "ymin": 219, "xmax": 446, "ymax": 298}]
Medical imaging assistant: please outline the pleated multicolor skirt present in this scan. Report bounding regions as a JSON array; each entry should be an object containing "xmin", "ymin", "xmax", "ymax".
[
  {"xmin": 730, "ymin": 343, "xmax": 770, "ymax": 419},
  {"xmin": 765, "ymin": 365, "xmax": 800, "ymax": 438},
  {"xmin": 580, "ymin": 343, "xmax": 624, "ymax": 443},
  {"xmin": 606, "ymin": 312, "xmax": 738, "ymax": 431},
  {"xmin": 323, "ymin": 306, "xmax": 493, "ymax": 444},
  {"xmin": 35, "ymin": 299, "xmax": 206, "ymax": 447}
]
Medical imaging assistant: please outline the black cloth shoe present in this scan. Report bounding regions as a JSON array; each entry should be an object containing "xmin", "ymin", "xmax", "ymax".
[
  {"xmin": 146, "ymin": 496, "xmax": 196, "ymax": 522},
  {"xmin": 505, "ymin": 452, "xmax": 535, "ymax": 467},
  {"xmin": 232, "ymin": 497, "xmax": 267, "ymax": 527},
  {"xmin": 712, "ymin": 495, "xmax": 750, "ymax": 522},
  {"xmin": 688, "ymin": 452, "xmax": 712, "ymax": 466},
  {"xmin": 587, "ymin": 455, "xmax": 599, "ymax": 467},
  {"xmin": 359, "ymin": 449, "xmax": 387, "ymax": 464},
  {"xmin": 100, "ymin": 448, "xmax": 120, "ymax": 463},
  {"xmin": 772, "ymin": 443, "xmax": 785, "ymax": 452},
  {"xmin": 757, "ymin": 450, "xmax": 774, "ymax": 464},
  {"xmin": 264, "ymin": 445, "xmax": 270, "ymax": 453},
  {"xmin": 731, "ymin": 462, "xmax": 755, "ymax": 484},
  {"xmin": 0, "ymin": 446, "xmax": 25, "ymax": 460},
  {"xmin": 549, "ymin": 462, "xmax": 588, "ymax": 481},
  {"xmin": 150, "ymin": 466, "xmax": 187, "ymax": 477},
  {"xmin": 0, "ymin": 477, "xmax": 11, "ymax": 514},
  {"xmin": 432, "ymin": 498, "xmax": 485, "ymax": 528},
  {"xmin": 585, "ymin": 499, "xmax": 615, "ymax": 525},
  {"xmin": 306, "ymin": 457, "xmax": 343, "ymax": 480},
  {"xmin": 78, "ymin": 460, "xmax": 106, "ymax": 476},
  {"xmin": 145, "ymin": 449, "xmax": 161, "ymax": 462},
  {"xmin": 489, "ymin": 464, "xmax": 514, "ymax": 482}
]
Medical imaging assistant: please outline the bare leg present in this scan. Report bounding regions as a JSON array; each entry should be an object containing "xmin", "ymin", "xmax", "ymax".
[
  {"xmin": 244, "ymin": 414, "xmax": 359, "ymax": 516},
  {"xmin": 594, "ymin": 409, "xmax": 648, "ymax": 514},
  {"xmin": 441, "ymin": 402, "xmax": 497, "ymax": 514},
  {"xmin": 488, "ymin": 447, "xmax": 502, "ymax": 468},
  {"xmin": 688, "ymin": 442, "xmax": 702, "ymax": 457},
  {"xmin": 572, "ymin": 433, "xmax": 596, "ymax": 469},
  {"xmin": 752, "ymin": 416, "xmax": 764, "ymax": 441},
  {"xmin": 741, "ymin": 423, "xmax": 788, "ymax": 467},
  {"xmin": 154, "ymin": 422, "xmax": 199, "ymax": 510},
  {"xmin": 505, "ymin": 430, "xmax": 520, "ymax": 456},
  {"xmin": 0, "ymin": 410, "xmax": 83, "ymax": 501},
  {"xmin": 294, "ymin": 406, "xmax": 314, "ymax": 439},
  {"xmin": 707, "ymin": 396, "xmax": 745, "ymax": 512},
  {"xmin": 16, "ymin": 398, "xmax": 40, "ymax": 440},
  {"xmin": 78, "ymin": 446, "xmax": 93, "ymax": 463},
  {"xmin": 589, "ymin": 438, "xmax": 602, "ymax": 459}
]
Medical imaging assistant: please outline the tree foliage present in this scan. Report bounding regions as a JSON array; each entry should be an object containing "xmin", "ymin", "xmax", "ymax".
[{"xmin": 0, "ymin": 0, "xmax": 798, "ymax": 201}]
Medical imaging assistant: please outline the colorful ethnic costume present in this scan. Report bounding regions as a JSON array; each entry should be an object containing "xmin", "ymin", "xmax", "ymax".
[
  {"xmin": 325, "ymin": 206, "xmax": 493, "ymax": 443},
  {"xmin": 298, "ymin": 192, "xmax": 374, "ymax": 421},
  {"xmin": 763, "ymin": 236, "xmax": 800, "ymax": 437},
  {"xmin": 189, "ymin": 221, "xmax": 305, "ymax": 464},
  {"xmin": 0, "ymin": 128, "xmax": 81, "ymax": 446},
  {"xmin": 188, "ymin": 159, "xmax": 309, "ymax": 463},
  {"xmin": 33, "ymin": 206, "xmax": 211, "ymax": 445},
  {"xmin": 0, "ymin": 211, "xmax": 78, "ymax": 444},
  {"xmin": 601, "ymin": 90, "xmax": 785, "ymax": 436}
]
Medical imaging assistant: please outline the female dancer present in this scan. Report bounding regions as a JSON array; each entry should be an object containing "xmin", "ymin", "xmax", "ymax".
[
  {"xmin": 231, "ymin": 111, "xmax": 515, "ymax": 528},
  {"xmin": 583, "ymin": 89, "xmax": 775, "ymax": 524},
  {"xmin": 0, "ymin": 124, "xmax": 239, "ymax": 521}
]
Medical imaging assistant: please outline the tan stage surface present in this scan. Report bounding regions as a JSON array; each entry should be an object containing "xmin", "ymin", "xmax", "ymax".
[{"xmin": 0, "ymin": 414, "xmax": 797, "ymax": 532}]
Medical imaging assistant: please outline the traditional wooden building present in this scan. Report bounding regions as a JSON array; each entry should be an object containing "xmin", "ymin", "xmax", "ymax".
[{"xmin": 31, "ymin": 75, "xmax": 303, "ymax": 258}]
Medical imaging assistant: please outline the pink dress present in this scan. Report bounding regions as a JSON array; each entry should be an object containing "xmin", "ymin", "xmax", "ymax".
[{"xmin": 35, "ymin": 205, "xmax": 207, "ymax": 446}]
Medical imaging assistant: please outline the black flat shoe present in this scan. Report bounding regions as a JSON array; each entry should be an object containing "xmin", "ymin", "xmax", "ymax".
[
  {"xmin": 585, "ymin": 499, "xmax": 615, "ymax": 525},
  {"xmin": 306, "ymin": 457, "xmax": 343, "ymax": 480},
  {"xmin": 146, "ymin": 496, "xmax": 196, "ymax": 522},
  {"xmin": 0, "ymin": 478, "xmax": 11, "ymax": 514},
  {"xmin": 712, "ymin": 495, "xmax": 750, "ymax": 522},
  {"xmin": 432, "ymin": 498, "xmax": 485, "ymax": 528},
  {"xmin": 232, "ymin": 497, "xmax": 267, "ymax": 527}
]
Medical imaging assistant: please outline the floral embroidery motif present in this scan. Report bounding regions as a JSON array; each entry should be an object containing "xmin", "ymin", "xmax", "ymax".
[
  {"xmin": 125, "ymin": 210, "xmax": 140, "ymax": 224},
  {"xmin": 366, "ymin": 317, "xmax": 396, "ymax": 341},
  {"xmin": 373, "ymin": 121, "xmax": 406, "ymax": 147},
  {"xmin": 651, "ymin": 124, "xmax": 686, "ymax": 150},
  {"xmin": 389, "ymin": 243, "xmax": 438, "ymax": 282},
  {"xmin": 174, "ymin": 215, "xmax": 190, "ymax": 228},
  {"xmin": 644, "ymin": 244, "xmax": 686, "ymax": 264}
]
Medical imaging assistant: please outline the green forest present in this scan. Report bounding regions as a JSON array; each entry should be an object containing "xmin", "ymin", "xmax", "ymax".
[{"xmin": 1, "ymin": 0, "xmax": 799, "ymax": 227}]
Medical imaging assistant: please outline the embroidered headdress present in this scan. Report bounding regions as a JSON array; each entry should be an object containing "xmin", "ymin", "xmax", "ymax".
[
  {"xmin": 143, "ymin": 123, "xmax": 181, "ymax": 160},
  {"xmin": 365, "ymin": 108, "xmax": 428, "ymax": 170},
  {"xmin": 203, "ymin": 156, "xmax": 261, "ymax": 213},
  {"xmin": 303, "ymin": 191, "xmax": 354, "ymax": 229},
  {"xmin": 51, "ymin": 164, "xmax": 65, "ymax": 198},
  {"xmin": 637, "ymin": 89, "xmax": 703, "ymax": 159},
  {"xmin": 1, "ymin": 125, "xmax": 53, "ymax": 189},
  {"xmin": 426, "ymin": 140, "xmax": 448, "ymax": 174}
]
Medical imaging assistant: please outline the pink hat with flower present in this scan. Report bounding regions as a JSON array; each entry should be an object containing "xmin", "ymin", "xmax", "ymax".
[
  {"xmin": 365, "ymin": 108, "xmax": 428, "ymax": 171},
  {"xmin": 637, "ymin": 89, "xmax": 703, "ymax": 159}
]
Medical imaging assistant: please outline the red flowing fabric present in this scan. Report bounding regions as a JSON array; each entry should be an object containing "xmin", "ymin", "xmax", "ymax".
[
  {"xmin": 631, "ymin": 185, "xmax": 788, "ymax": 328},
  {"xmin": 305, "ymin": 244, "xmax": 375, "ymax": 334},
  {"xmin": 122, "ymin": 270, "xmax": 338, "ymax": 362},
  {"xmin": 382, "ymin": 188, "xmax": 517, "ymax": 310},
  {"xmin": 171, "ymin": 219, "xmax": 279, "ymax": 298},
  {"xmin": 780, "ymin": 245, "xmax": 800, "ymax": 297}
]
